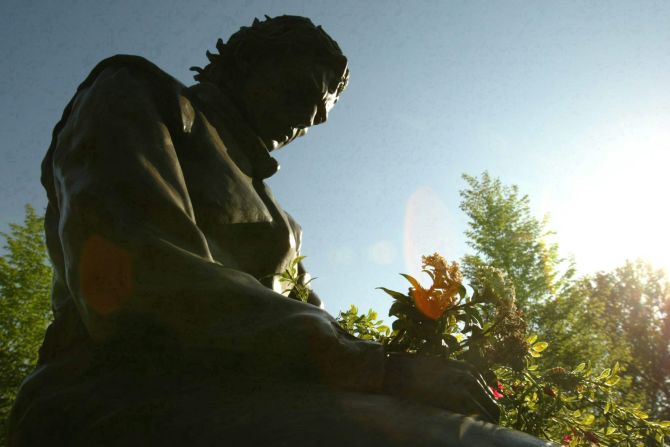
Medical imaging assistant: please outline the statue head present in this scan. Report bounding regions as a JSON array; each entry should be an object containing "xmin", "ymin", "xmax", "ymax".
[{"xmin": 191, "ymin": 15, "xmax": 349, "ymax": 150}]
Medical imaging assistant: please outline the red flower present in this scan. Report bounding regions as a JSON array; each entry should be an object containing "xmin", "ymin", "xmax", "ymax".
[
  {"xmin": 489, "ymin": 382, "xmax": 504, "ymax": 399},
  {"xmin": 562, "ymin": 434, "xmax": 573, "ymax": 445}
]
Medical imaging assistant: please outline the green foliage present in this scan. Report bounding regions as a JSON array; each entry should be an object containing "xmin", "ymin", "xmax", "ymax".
[
  {"xmin": 535, "ymin": 275, "xmax": 651, "ymax": 415},
  {"xmin": 275, "ymin": 256, "xmax": 314, "ymax": 302},
  {"xmin": 565, "ymin": 261, "xmax": 670, "ymax": 420},
  {"xmin": 377, "ymin": 257, "xmax": 528, "ymax": 370},
  {"xmin": 335, "ymin": 172, "xmax": 670, "ymax": 445},
  {"xmin": 0, "ymin": 205, "xmax": 52, "ymax": 443},
  {"xmin": 339, "ymin": 263, "xmax": 670, "ymax": 445},
  {"xmin": 498, "ymin": 351, "xmax": 669, "ymax": 446},
  {"xmin": 459, "ymin": 172, "xmax": 574, "ymax": 321},
  {"xmin": 458, "ymin": 172, "xmax": 670, "ymax": 441},
  {"xmin": 336, "ymin": 305, "xmax": 390, "ymax": 342}
]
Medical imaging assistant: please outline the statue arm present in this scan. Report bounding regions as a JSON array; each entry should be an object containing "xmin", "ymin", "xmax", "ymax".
[{"xmin": 50, "ymin": 63, "xmax": 385, "ymax": 390}]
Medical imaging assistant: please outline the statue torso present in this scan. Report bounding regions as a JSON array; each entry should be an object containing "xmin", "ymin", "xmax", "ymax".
[
  {"xmin": 38, "ymin": 57, "xmax": 302, "ymax": 364},
  {"xmin": 178, "ymin": 83, "xmax": 301, "ymax": 292}
]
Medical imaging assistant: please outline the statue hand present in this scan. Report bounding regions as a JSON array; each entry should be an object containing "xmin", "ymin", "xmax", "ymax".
[{"xmin": 382, "ymin": 353, "xmax": 500, "ymax": 423}]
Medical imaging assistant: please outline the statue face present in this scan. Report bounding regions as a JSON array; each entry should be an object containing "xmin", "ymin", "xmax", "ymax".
[{"xmin": 237, "ymin": 57, "xmax": 342, "ymax": 150}]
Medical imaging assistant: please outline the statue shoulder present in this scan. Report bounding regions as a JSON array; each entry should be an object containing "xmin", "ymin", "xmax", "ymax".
[
  {"xmin": 77, "ymin": 54, "xmax": 185, "ymax": 100},
  {"xmin": 41, "ymin": 56, "xmax": 187, "ymax": 193}
]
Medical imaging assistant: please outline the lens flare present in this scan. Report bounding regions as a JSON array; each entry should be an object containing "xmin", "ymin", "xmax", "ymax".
[{"xmin": 403, "ymin": 186, "xmax": 455, "ymax": 279}]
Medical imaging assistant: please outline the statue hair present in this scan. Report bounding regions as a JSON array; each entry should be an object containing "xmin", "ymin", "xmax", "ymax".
[{"xmin": 191, "ymin": 15, "xmax": 349, "ymax": 96}]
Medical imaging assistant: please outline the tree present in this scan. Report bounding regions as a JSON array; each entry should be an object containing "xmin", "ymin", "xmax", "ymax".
[
  {"xmin": 535, "ymin": 260, "xmax": 670, "ymax": 419},
  {"xmin": 535, "ymin": 276, "xmax": 624, "ymax": 370},
  {"xmin": 0, "ymin": 205, "xmax": 52, "ymax": 443},
  {"xmin": 459, "ymin": 173, "xmax": 670, "ymax": 409},
  {"xmin": 459, "ymin": 172, "xmax": 574, "ymax": 323},
  {"xmin": 589, "ymin": 261, "xmax": 670, "ymax": 418}
]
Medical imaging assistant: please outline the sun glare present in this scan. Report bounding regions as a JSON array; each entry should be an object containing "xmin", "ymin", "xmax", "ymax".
[{"xmin": 554, "ymin": 115, "xmax": 670, "ymax": 276}]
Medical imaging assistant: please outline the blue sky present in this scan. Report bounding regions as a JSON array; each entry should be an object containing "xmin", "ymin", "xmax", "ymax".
[{"xmin": 1, "ymin": 0, "xmax": 669, "ymax": 315}]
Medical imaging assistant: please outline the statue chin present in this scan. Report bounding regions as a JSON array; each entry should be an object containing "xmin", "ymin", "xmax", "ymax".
[{"xmin": 271, "ymin": 128, "xmax": 309, "ymax": 151}]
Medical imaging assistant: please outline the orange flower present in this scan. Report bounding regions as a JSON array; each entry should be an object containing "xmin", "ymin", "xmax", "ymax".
[
  {"xmin": 405, "ymin": 274, "xmax": 457, "ymax": 320},
  {"xmin": 411, "ymin": 284, "xmax": 445, "ymax": 320},
  {"xmin": 404, "ymin": 253, "xmax": 463, "ymax": 320}
]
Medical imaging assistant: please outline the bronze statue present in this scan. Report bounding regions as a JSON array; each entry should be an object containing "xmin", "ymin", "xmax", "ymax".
[{"xmin": 9, "ymin": 16, "xmax": 554, "ymax": 446}]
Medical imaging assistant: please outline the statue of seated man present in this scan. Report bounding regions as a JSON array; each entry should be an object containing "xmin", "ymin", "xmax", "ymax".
[{"xmin": 9, "ymin": 15, "xmax": 553, "ymax": 446}]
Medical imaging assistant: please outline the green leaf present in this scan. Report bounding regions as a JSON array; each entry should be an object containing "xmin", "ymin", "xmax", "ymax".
[
  {"xmin": 389, "ymin": 301, "xmax": 410, "ymax": 318},
  {"xmin": 527, "ymin": 334, "xmax": 538, "ymax": 344},
  {"xmin": 377, "ymin": 287, "xmax": 409, "ymax": 302},
  {"xmin": 462, "ymin": 306, "xmax": 483, "ymax": 328},
  {"xmin": 634, "ymin": 410, "xmax": 649, "ymax": 420},
  {"xmin": 605, "ymin": 376, "xmax": 620, "ymax": 386},
  {"xmin": 400, "ymin": 273, "xmax": 424, "ymax": 292},
  {"xmin": 582, "ymin": 414, "xmax": 595, "ymax": 425},
  {"xmin": 442, "ymin": 334, "xmax": 460, "ymax": 350},
  {"xmin": 303, "ymin": 277, "xmax": 317, "ymax": 286},
  {"xmin": 573, "ymin": 363, "xmax": 586, "ymax": 373},
  {"xmin": 458, "ymin": 284, "xmax": 467, "ymax": 299},
  {"xmin": 655, "ymin": 431, "xmax": 664, "ymax": 444},
  {"xmin": 469, "ymin": 289, "xmax": 482, "ymax": 304},
  {"xmin": 597, "ymin": 368, "xmax": 611, "ymax": 380},
  {"xmin": 531, "ymin": 341, "xmax": 548, "ymax": 352},
  {"xmin": 605, "ymin": 427, "xmax": 616, "ymax": 435}
]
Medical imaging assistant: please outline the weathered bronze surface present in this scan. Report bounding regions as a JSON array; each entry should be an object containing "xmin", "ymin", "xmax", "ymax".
[{"xmin": 9, "ymin": 16, "xmax": 554, "ymax": 446}]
